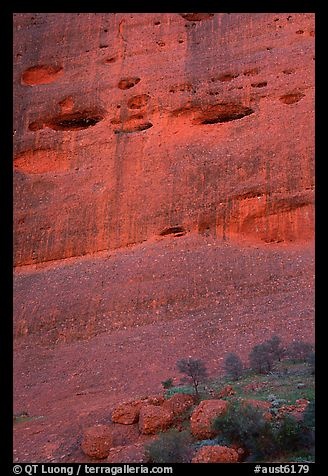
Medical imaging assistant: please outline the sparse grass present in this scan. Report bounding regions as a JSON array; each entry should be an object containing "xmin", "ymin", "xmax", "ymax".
[
  {"xmin": 166, "ymin": 361, "xmax": 314, "ymax": 409},
  {"xmin": 164, "ymin": 385, "xmax": 195, "ymax": 399},
  {"xmin": 13, "ymin": 412, "xmax": 43, "ymax": 425},
  {"xmin": 210, "ymin": 361, "xmax": 314, "ymax": 404}
]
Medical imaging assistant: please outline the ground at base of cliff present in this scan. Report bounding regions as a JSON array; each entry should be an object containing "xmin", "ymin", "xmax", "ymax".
[
  {"xmin": 13, "ymin": 235, "xmax": 314, "ymax": 462},
  {"xmin": 13, "ymin": 359, "xmax": 314, "ymax": 463}
]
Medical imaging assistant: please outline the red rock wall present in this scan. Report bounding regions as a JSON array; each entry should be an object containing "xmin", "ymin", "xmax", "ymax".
[{"xmin": 13, "ymin": 13, "xmax": 314, "ymax": 267}]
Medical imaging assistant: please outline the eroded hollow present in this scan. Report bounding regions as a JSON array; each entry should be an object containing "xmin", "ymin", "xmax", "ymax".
[
  {"xmin": 180, "ymin": 13, "xmax": 214, "ymax": 21},
  {"xmin": 194, "ymin": 104, "xmax": 255, "ymax": 125},
  {"xmin": 118, "ymin": 77, "xmax": 141, "ymax": 90},
  {"xmin": 243, "ymin": 68, "xmax": 260, "ymax": 76},
  {"xmin": 218, "ymin": 73, "xmax": 239, "ymax": 82},
  {"xmin": 21, "ymin": 65, "xmax": 63, "ymax": 86},
  {"xmin": 29, "ymin": 111, "xmax": 104, "ymax": 132},
  {"xmin": 14, "ymin": 149, "xmax": 69, "ymax": 174},
  {"xmin": 105, "ymin": 55, "xmax": 119, "ymax": 64},
  {"xmin": 279, "ymin": 92, "xmax": 305, "ymax": 105},
  {"xmin": 50, "ymin": 111, "xmax": 104, "ymax": 131},
  {"xmin": 127, "ymin": 94, "xmax": 150, "ymax": 109},
  {"xmin": 169, "ymin": 83, "xmax": 193, "ymax": 93},
  {"xmin": 114, "ymin": 122, "xmax": 153, "ymax": 134},
  {"xmin": 251, "ymin": 81, "xmax": 267, "ymax": 88},
  {"xmin": 159, "ymin": 226, "xmax": 186, "ymax": 236}
]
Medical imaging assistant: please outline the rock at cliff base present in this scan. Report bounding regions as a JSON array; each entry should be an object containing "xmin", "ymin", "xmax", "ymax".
[
  {"xmin": 163, "ymin": 393, "xmax": 194, "ymax": 416},
  {"xmin": 139, "ymin": 404, "xmax": 174, "ymax": 435},
  {"xmin": 111, "ymin": 401, "xmax": 143, "ymax": 425},
  {"xmin": 190, "ymin": 400, "xmax": 229, "ymax": 440},
  {"xmin": 192, "ymin": 445, "xmax": 239, "ymax": 463},
  {"xmin": 81, "ymin": 424, "xmax": 114, "ymax": 459},
  {"xmin": 107, "ymin": 443, "xmax": 146, "ymax": 463}
]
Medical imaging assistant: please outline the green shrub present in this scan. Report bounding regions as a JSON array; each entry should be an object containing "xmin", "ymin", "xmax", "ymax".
[
  {"xmin": 161, "ymin": 378, "xmax": 174, "ymax": 390},
  {"xmin": 265, "ymin": 335, "xmax": 285, "ymax": 361},
  {"xmin": 145, "ymin": 429, "xmax": 192, "ymax": 463},
  {"xmin": 212, "ymin": 402, "xmax": 276, "ymax": 459},
  {"xmin": 249, "ymin": 343, "xmax": 275, "ymax": 374},
  {"xmin": 302, "ymin": 400, "xmax": 315, "ymax": 429},
  {"xmin": 307, "ymin": 352, "xmax": 315, "ymax": 374},
  {"xmin": 273, "ymin": 416, "xmax": 306, "ymax": 453},
  {"xmin": 286, "ymin": 341, "xmax": 314, "ymax": 363},
  {"xmin": 213, "ymin": 401, "xmax": 315, "ymax": 461},
  {"xmin": 224, "ymin": 352, "xmax": 244, "ymax": 380},
  {"xmin": 290, "ymin": 455, "xmax": 315, "ymax": 463}
]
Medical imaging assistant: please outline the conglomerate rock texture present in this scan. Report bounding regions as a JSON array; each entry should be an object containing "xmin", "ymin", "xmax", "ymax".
[{"xmin": 13, "ymin": 13, "xmax": 314, "ymax": 463}]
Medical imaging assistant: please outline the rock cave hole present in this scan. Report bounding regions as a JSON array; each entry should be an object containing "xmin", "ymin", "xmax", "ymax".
[
  {"xmin": 279, "ymin": 93, "xmax": 305, "ymax": 105},
  {"xmin": 127, "ymin": 94, "xmax": 150, "ymax": 109},
  {"xmin": 180, "ymin": 13, "xmax": 214, "ymax": 22},
  {"xmin": 118, "ymin": 77, "xmax": 141, "ymax": 90},
  {"xmin": 251, "ymin": 81, "xmax": 267, "ymax": 88},
  {"xmin": 114, "ymin": 122, "xmax": 153, "ymax": 134},
  {"xmin": 21, "ymin": 65, "xmax": 63, "ymax": 86},
  {"xmin": 195, "ymin": 104, "xmax": 255, "ymax": 125},
  {"xmin": 218, "ymin": 73, "xmax": 239, "ymax": 82},
  {"xmin": 159, "ymin": 226, "xmax": 187, "ymax": 236},
  {"xmin": 29, "ymin": 111, "xmax": 105, "ymax": 132}
]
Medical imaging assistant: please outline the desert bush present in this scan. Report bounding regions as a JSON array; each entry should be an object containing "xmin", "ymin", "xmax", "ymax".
[
  {"xmin": 176, "ymin": 358, "xmax": 208, "ymax": 401},
  {"xmin": 302, "ymin": 400, "xmax": 315, "ymax": 429},
  {"xmin": 145, "ymin": 429, "xmax": 192, "ymax": 463},
  {"xmin": 273, "ymin": 415, "xmax": 308, "ymax": 453},
  {"xmin": 286, "ymin": 341, "xmax": 314, "ymax": 363},
  {"xmin": 224, "ymin": 352, "xmax": 244, "ymax": 380},
  {"xmin": 301, "ymin": 400, "xmax": 315, "ymax": 450},
  {"xmin": 267, "ymin": 394, "xmax": 287, "ymax": 407},
  {"xmin": 290, "ymin": 455, "xmax": 315, "ymax": 463},
  {"xmin": 307, "ymin": 352, "xmax": 315, "ymax": 374},
  {"xmin": 265, "ymin": 335, "xmax": 285, "ymax": 361},
  {"xmin": 249, "ymin": 336, "xmax": 286, "ymax": 374},
  {"xmin": 161, "ymin": 378, "xmax": 174, "ymax": 390},
  {"xmin": 213, "ymin": 401, "xmax": 314, "ymax": 461},
  {"xmin": 249, "ymin": 343, "xmax": 275, "ymax": 374},
  {"xmin": 212, "ymin": 402, "xmax": 276, "ymax": 458},
  {"xmin": 267, "ymin": 395, "xmax": 287, "ymax": 416}
]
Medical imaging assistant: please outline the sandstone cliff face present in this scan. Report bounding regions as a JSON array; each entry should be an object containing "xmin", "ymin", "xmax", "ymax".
[{"xmin": 13, "ymin": 13, "xmax": 314, "ymax": 267}]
